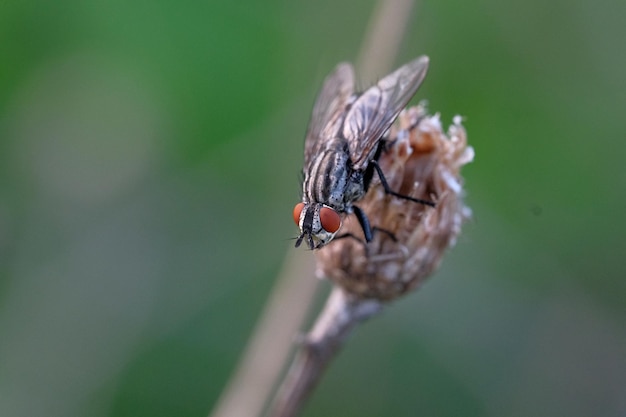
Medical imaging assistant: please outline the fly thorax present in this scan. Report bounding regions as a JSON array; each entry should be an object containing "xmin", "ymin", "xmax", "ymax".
[
  {"xmin": 326, "ymin": 151, "xmax": 352, "ymax": 209},
  {"xmin": 304, "ymin": 146, "xmax": 351, "ymax": 210},
  {"xmin": 344, "ymin": 170, "xmax": 365, "ymax": 202}
]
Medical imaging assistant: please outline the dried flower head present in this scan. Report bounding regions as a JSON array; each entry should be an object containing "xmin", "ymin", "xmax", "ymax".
[{"xmin": 315, "ymin": 104, "xmax": 474, "ymax": 300}]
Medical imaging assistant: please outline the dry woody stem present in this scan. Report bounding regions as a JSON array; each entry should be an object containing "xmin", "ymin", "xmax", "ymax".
[
  {"xmin": 267, "ymin": 287, "xmax": 381, "ymax": 417},
  {"xmin": 268, "ymin": 105, "xmax": 474, "ymax": 416}
]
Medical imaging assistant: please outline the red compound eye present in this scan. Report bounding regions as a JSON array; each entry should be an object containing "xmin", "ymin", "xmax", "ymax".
[
  {"xmin": 319, "ymin": 207, "xmax": 341, "ymax": 233},
  {"xmin": 293, "ymin": 203, "xmax": 305, "ymax": 225}
]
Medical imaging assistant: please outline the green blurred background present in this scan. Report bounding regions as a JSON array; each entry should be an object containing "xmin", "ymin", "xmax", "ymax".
[{"xmin": 1, "ymin": 0, "xmax": 625, "ymax": 416}]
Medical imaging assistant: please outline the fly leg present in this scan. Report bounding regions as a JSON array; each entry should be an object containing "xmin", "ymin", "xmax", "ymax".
[
  {"xmin": 334, "ymin": 225, "xmax": 398, "ymax": 258},
  {"xmin": 332, "ymin": 205, "xmax": 373, "ymax": 246},
  {"xmin": 372, "ymin": 227, "xmax": 397, "ymax": 241},
  {"xmin": 334, "ymin": 206, "xmax": 397, "ymax": 255},
  {"xmin": 333, "ymin": 233, "xmax": 366, "ymax": 245},
  {"xmin": 370, "ymin": 160, "xmax": 435, "ymax": 207},
  {"xmin": 353, "ymin": 205, "xmax": 373, "ymax": 242}
]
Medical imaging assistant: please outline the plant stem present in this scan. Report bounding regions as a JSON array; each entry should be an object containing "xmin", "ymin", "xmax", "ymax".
[
  {"xmin": 209, "ymin": 251, "xmax": 318, "ymax": 417},
  {"xmin": 266, "ymin": 287, "xmax": 382, "ymax": 417}
]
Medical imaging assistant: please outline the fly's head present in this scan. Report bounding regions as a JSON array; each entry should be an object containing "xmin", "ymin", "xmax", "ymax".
[{"xmin": 293, "ymin": 202, "xmax": 342, "ymax": 249}]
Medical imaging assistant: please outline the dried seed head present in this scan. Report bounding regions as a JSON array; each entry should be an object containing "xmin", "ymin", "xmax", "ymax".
[{"xmin": 315, "ymin": 104, "xmax": 474, "ymax": 301}]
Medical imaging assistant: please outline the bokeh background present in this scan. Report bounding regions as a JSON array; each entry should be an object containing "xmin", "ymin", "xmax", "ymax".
[{"xmin": 1, "ymin": 0, "xmax": 625, "ymax": 416}]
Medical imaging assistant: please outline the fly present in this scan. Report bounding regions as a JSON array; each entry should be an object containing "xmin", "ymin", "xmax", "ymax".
[{"xmin": 293, "ymin": 56, "xmax": 434, "ymax": 250}]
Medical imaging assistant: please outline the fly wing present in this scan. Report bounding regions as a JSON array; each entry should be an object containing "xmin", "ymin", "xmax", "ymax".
[
  {"xmin": 304, "ymin": 63, "xmax": 355, "ymax": 167},
  {"xmin": 342, "ymin": 56, "xmax": 429, "ymax": 170}
]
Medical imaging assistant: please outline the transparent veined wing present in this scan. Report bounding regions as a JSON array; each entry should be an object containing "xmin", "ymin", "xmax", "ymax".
[
  {"xmin": 342, "ymin": 56, "xmax": 429, "ymax": 170},
  {"xmin": 303, "ymin": 63, "xmax": 355, "ymax": 167}
]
